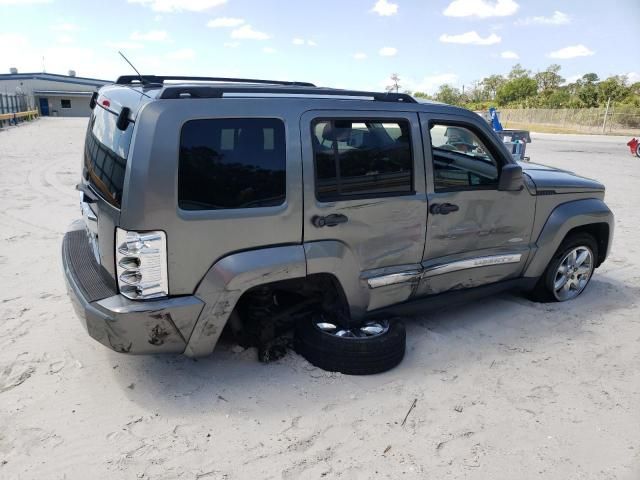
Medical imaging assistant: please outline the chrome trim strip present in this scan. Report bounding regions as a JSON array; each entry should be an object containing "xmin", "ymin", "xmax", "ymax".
[
  {"xmin": 367, "ymin": 270, "xmax": 422, "ymax": 289},
  {"xmin": 422, "ymin": 254, "xmax": 522, "ymax": 278}
]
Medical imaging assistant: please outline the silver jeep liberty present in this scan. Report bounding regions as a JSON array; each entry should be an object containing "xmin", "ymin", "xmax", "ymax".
[{"xmin": 62, "ymin": 75, "xmax": 614, "ymax": 375}]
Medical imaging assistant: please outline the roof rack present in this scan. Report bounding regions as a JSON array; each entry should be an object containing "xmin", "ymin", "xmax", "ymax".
[
  {"xmin": 115, "ymin": 75, "xmax": 316, "ymax": 87},
  {"xmin": 158, "ymin": 85, "xmax": 417, "ymax": 103}
]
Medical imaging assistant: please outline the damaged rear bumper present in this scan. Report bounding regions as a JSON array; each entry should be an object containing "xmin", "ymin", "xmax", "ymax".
[{"xmin": 62, "ymin": 223, "xmax": 203, "ymax": 354}]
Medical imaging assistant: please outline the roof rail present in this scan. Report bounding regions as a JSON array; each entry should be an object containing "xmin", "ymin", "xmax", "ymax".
[
  {"xmin": 158, "ymin": 85, "xmax": 417, "ymax": 103},
  {"xmin": 115, "ymin": 75, "xmax": 316, "ymax": 87}
]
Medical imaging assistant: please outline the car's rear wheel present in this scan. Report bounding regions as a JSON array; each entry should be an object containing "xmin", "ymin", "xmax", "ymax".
[
  {"xmin": 529, "ymin": 233, "xmax": 598, "ymax": 302},
  {"xmin": 294, "ymin": 314, "xmax": 406, "ymax": 375},
  {"xmin": 636, "ymin": 143, "xmax": 640, "ymax": 158}
]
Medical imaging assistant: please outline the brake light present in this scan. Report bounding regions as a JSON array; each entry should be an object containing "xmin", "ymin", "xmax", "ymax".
[
  {"xmin": 101, "ymin": 99, "xmax": 111, "ymax": 107},
  {"xmin": 115, "ymin": 228, "xmax": 168, "ymax": 300}
]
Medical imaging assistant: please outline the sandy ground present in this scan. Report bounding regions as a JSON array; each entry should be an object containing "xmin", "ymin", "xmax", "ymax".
[{"xmin": 0, "ymin": 118, "xmax": 639, "ymax": 480}]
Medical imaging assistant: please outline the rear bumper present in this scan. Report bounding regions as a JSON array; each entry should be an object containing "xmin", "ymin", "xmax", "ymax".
[{"xmin": 62, "ymin": 222, "xmax": 203, "ymax": 354}]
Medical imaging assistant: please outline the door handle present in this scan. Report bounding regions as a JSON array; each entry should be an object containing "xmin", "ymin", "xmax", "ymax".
[
  {"xmin": 312, "ymin": 213, "xmax": 349, "ymax": 228},
  {"xmin": 430, "ymin": 203, "xmax": 459, "ymax": 215}
]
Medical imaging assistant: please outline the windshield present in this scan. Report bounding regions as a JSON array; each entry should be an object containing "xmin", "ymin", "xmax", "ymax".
[{"xmin": 83, "ymin": 104, "xmax": 133, "ymax": 208}]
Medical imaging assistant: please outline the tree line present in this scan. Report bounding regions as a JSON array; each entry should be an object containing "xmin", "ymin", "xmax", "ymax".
[{"xmin": 408, "ymin": 64, "xmax": 640, "ymax": 112}]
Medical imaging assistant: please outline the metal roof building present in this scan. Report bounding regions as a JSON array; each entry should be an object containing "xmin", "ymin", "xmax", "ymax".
[{"xmin": 0, "ymin": 70, "xmax": 111, "ymax": 117}]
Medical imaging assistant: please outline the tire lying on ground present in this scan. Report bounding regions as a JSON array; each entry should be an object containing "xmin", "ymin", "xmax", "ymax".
[{"xmin": 294, "ymin": 315, "xmax": 406, "ymax": 375}]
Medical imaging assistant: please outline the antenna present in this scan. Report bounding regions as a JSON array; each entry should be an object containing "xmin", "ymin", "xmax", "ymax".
[{"xmin": 118, "ymin": 51, "xmax": 146, "ymax": 85}]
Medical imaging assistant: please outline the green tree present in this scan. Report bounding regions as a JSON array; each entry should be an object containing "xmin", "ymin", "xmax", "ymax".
[
  {"xmin": 434, "ymin": 84, "xmax": 462, "ymax": 105},
  {"xmin": 598, "ymin": 75, "xmax": 630, "ymax": 104},
  {"xmin": 572, "ymin": 74, "xmax": 600, "ymax": 107},
  {"xmin": 508, "ymin": 63, "xmax": 531, "ymax": 80},
  {"xmin": 480, "ymin": 74, "xmax": 505, "ymax": 100},
  {"xmin": 535, "ymin": 64, "xmax": 565, "ymax": 93},
  {"xmin": 496, "ymin": 77, "xmax": 538, "ymax": 105}
]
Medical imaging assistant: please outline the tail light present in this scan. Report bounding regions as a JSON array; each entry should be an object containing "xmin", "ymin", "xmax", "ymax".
[{"xmin": 115, "ymin": 228, "xmax": 168, "ymax": 300}]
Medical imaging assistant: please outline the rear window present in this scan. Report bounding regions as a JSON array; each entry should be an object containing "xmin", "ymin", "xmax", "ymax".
[
  {"xmin": 84, "ymin": 105, "xmax": 132, "ymax": 208},
  {"xmin": 179, "ymin": 118, "xmax": 286, "ymax": 210}
]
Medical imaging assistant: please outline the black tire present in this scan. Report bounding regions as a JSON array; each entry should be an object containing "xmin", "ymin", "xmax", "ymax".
[
  {"xmin": 528, "ymin": 232, "xmax": 598, "ymax": 303},
  {"xmin": 636, "ymin": 144, "xmax": 640, "ymax": 158},
  {"xmin": 294, "ymin": 316, "xmax": 406, "ymax": 375}
]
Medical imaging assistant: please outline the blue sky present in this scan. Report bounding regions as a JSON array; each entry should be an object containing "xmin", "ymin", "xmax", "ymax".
[{"xmin": 1, "ymin": 0, "xmax": 639, "ymax": 92}]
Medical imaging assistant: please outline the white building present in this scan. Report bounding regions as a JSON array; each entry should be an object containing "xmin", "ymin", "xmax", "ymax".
[{"xmin": 0, "ymin": 69, "xmax": 110, "ymax": 117}]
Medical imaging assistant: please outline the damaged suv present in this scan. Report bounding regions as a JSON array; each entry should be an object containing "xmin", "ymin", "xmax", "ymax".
[{"xmin": 63, "ymin": 75, "xmax": 613, "ymax": 375}]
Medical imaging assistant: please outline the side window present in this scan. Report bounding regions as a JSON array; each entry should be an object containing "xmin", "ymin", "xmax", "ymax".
[
  {"xmin": 312, "ymin": 119, "xmax": 413, "ymax": 201},
  {"xmin": 430, "ymin": 124, "xmax": 500, "ymax": 191},
  {"xmin": 179, "ymin": 118, "xmax": 286, "ymax": 210}
]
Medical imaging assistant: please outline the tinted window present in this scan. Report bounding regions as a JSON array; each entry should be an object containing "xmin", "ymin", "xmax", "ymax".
[
  {"xmin": 312, "ymin": 119, "xmax": 413, "ymax": 201},
  {"xmin": 430, "ymin": 124, "xmax": 499, "ymax": 191},
  {"xmin": 84, "ymin": 105, "xmax": 132, "ymax": 207},
  {"xmin": 61, "ymin": 99, "xmax": 71, "ymax": 109},
  {"xmin": 179, "ymin": 118, "xmax": 286, "ymax": 210}
]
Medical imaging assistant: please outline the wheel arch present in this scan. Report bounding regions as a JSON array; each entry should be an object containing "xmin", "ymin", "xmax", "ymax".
[
  {"xmin": 184, "ymin": 245, "xmax": 307, "ymax": 357},
  {"xmin": 524, "ymin": 198, "xmax": 614, "ymax": 278}
]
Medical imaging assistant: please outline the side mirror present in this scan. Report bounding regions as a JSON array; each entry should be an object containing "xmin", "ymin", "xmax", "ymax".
[{"xmin": 498, "ymin": 164, "xmax": 524, "ymax": 191}]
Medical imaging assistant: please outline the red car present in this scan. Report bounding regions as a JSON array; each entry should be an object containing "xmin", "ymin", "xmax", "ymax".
[{"xmin": 628, "ymin": 138, "xmax": 640, "ymax": 157}]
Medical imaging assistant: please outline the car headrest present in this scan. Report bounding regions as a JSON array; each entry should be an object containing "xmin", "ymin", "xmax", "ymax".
[{"xmin": 322, "ymin": 122, "xmax": 351, "ymax": 142}]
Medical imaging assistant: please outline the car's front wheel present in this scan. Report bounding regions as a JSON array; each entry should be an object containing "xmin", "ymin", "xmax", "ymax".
[
  {"xmin": 529, "ymin": 232, "xmax": 598, "ymax": 302},
  {"xmin": 294, "ymin": 314, "xmax": 406, "ymax": 375}
]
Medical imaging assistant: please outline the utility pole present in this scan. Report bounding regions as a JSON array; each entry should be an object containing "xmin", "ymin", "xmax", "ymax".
[{"xmin": 602, "ymin": 97, "xmax": 611, "ymax": 134}]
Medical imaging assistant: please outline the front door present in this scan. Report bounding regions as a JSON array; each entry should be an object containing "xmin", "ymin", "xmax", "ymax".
[
  {"xmin": 39, "ymin": 97, "xmax": 49, "ymax": 116},
  {"xmin": 416, "ymin": 112, "xmax": 535, "ymax": 296},
  {"xmin": 301, "ymin": 110, "xmax": 427, "ymax": 315}
]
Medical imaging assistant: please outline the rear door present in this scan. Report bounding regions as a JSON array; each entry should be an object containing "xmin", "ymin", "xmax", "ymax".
[
  {"xmin": 416, "ymin": 112, "xmax": 535, "ymax": 296},
  {"xmin": 301, "ymin": 110, "xmax": 427, "ymax": 312}
]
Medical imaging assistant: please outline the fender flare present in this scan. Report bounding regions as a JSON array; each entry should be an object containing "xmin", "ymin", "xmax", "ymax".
[
  {"xmin": 523, "ymin": 198, "xmax": 614, "ymax": 278},
  {"xmin": 183, "ymin": 241, "xmax": 370, "ymax": 358},
  {"xmin": 184, "ymin": 245, "xmax": 307, "ymax": 358}
]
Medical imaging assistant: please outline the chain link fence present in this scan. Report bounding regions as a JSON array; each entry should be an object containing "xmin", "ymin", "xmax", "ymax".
[{"xmin": 499, "ymin": 107, "xmax": 640, "ymax": 135}]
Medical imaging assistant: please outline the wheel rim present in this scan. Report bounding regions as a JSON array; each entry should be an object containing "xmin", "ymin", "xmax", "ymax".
[
  {"xmin": 313, "ymin": 319, "xmax": 390, "ymax": 338},
  {"xmin": 552, "ymin": 246, "xmax": 594, "ymax": 301}
]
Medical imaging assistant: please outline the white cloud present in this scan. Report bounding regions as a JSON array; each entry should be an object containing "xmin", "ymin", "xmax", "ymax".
[
  {"xmin": 0, "ymin": 33, "xmax": 29, "ymax": 48},
  {"xmin": 127, "ymin": 0, "xmax": 226, "ymax": 12},
  {"xmin": 563, "ymin": 74, "xmax": 582, "ymax": 85},
  {"xmin": 130, "ymin": 30, "xmax": 168, "ymax": 41},
  {"xmin": 516, "ymin": 10, "xmax": 570, "ymax": 26},
  {"xmin": 439, "ymin": 31, "xmax": 501, "ymax": 45},
  {"xmin": 443, "ymin": 0, "xmax": 518, "ymax": 18},
  {"xmin": 292, "ymin": 38, "xmax": 317, "ymax": 46},
  {"xmin": 167, "ymin": 48, "xmax": 195, "ymax": 60},
  {"xmin": 353, "ymin": 52, "xmax": 367, "ymax": 60},
  {"xmin": 547, "ymin": 44, "xmax": 594, "ymax": 59},
  {"xmin": 105, "ymin": 41, "xmax": 145, "ymax": 50},
  {"xmin": 500, "ymin": 50, "xmax": 519, "ymax": 59},
  {"xmin": 223, "ymin": 41, "xmax": 240, "ymax": 48},
  {"xmin": 56, "ymin": 35, "xmax": 74, "ymax": 44},
  {"xmin": 207, "ymin": 17, "xmax": 245, "ymax": 28},
  {"xmin": 230, "ymin": 25, "xmax": 270, "ymax": 40},
  {"xmin": 0, "ymin": 0, "xmax": 51, "ymax": 4},
  {"xmin": 51, "ymin": 23, "xmax": 80, "ymax": 32},
  {"xmin": 627, "ymin": 72, "xmax": 640, "ymax": 83},
  {"xmin": 262, "ymin": 47, "xmax": 277, "ymax": 54},
  {"xmin": 379, "ymin": 47, "xmax": 398, "ymax": 56},
  {"xmin": 371, "ymin": 0, "xmax": 398, "ymax": 16},
  {"xmin": 403, "ymin": 73, "xmax": 460, "ymax": 94}
]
